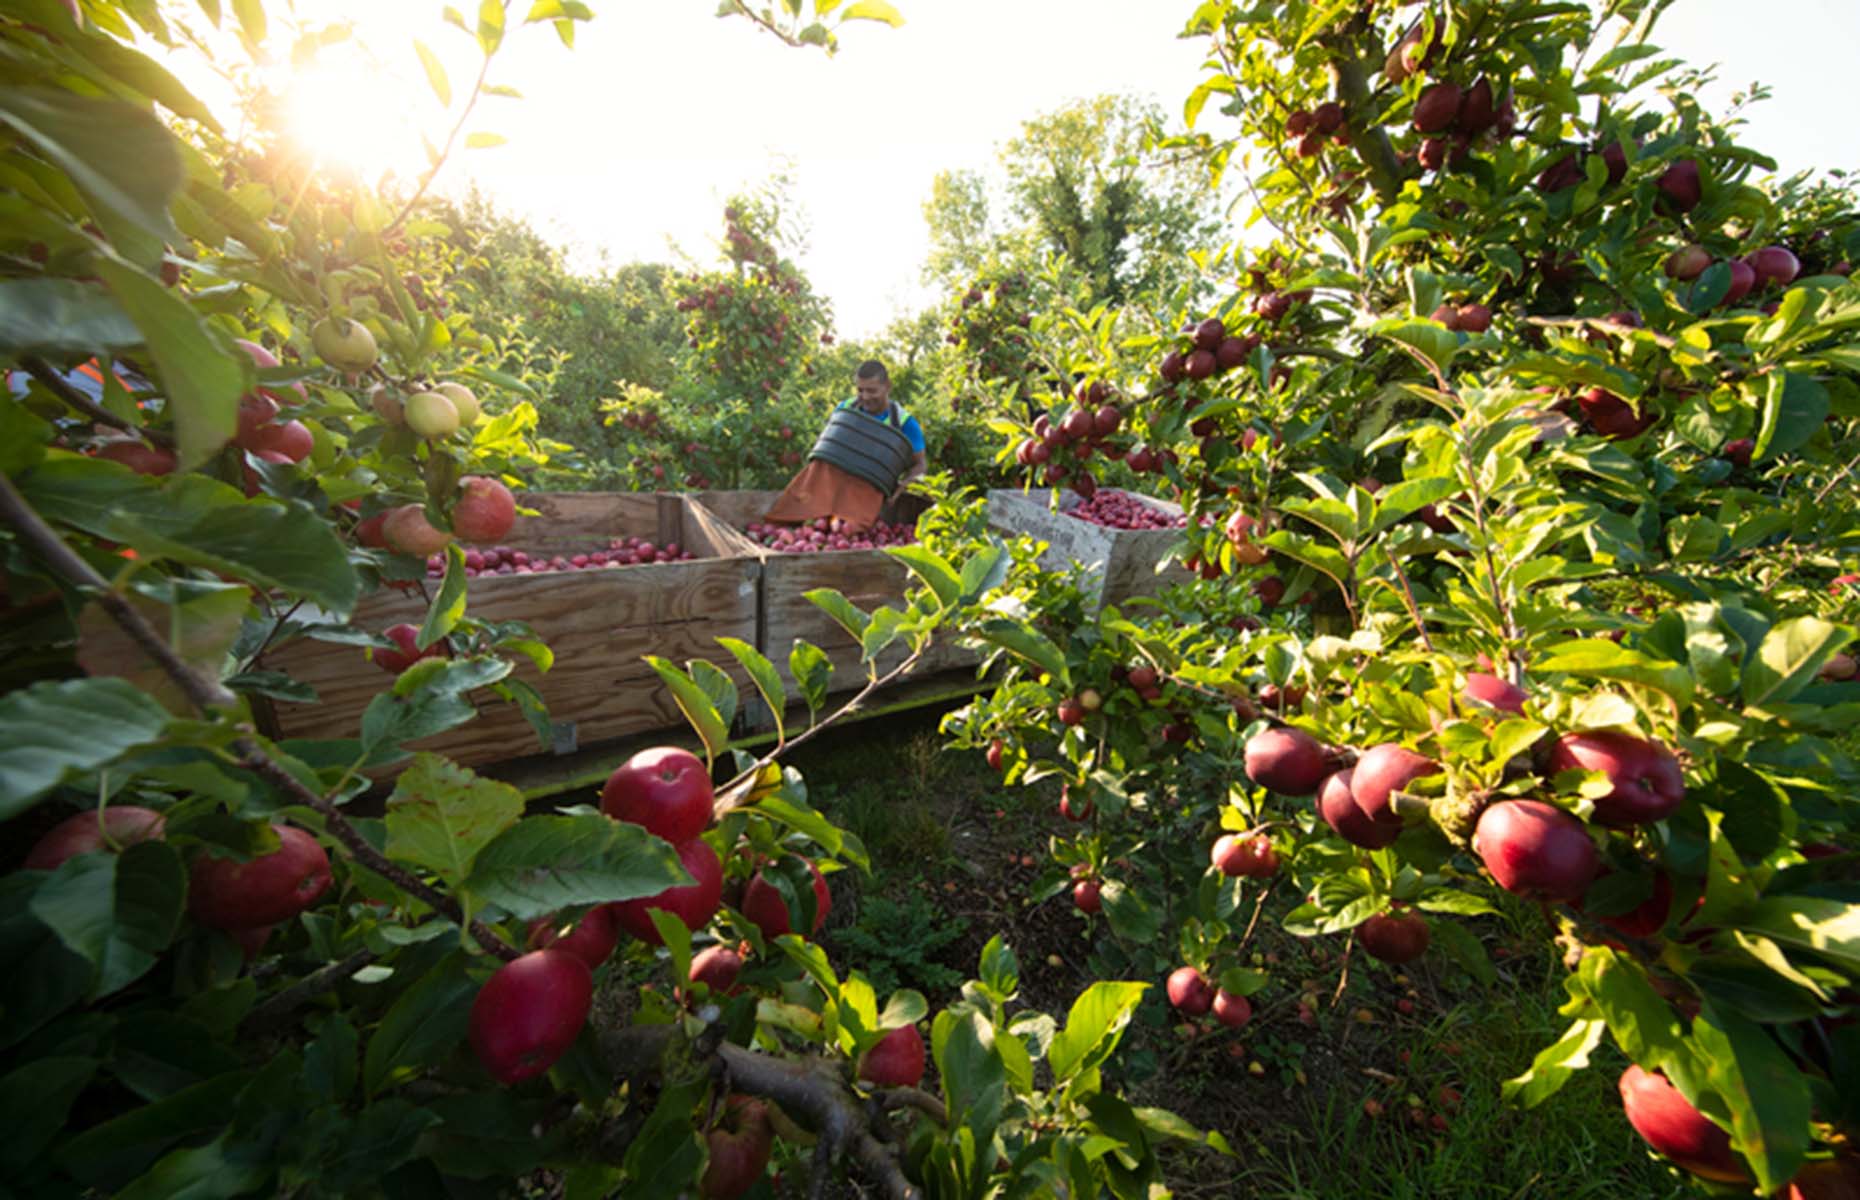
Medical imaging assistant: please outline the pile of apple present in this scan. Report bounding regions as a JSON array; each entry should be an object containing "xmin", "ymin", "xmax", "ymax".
[
  {"xmin": 1063, "ymin": 489, "xmax": 1188, "ymax": 531},
  {"xmin": 740, "ymin": 517, "xmax": 918, "ymax": 554},
  {"xmin": 423, "ymin": 535, "xmax": 697, "ymax": 579}
]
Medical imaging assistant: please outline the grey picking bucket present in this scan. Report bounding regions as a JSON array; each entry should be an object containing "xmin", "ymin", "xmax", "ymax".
[{"xmin": 808, "ymin": 405, "xmax": 915, "ymax": 495}]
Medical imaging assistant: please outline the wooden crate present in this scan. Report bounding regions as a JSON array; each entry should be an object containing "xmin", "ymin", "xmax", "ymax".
[
  {"xmin": 694, "ymin": 490, "xmax": 980, "ymax": 698},
  {"xmin": 986, "ymin": 487, "xmax": 1195, "ymax": 609},
  {"xmin": 263, "ymin": 493, "xmax": 764, "ymax": 772}
]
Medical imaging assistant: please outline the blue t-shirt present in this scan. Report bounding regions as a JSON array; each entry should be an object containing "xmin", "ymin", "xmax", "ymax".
[{"xmin": 838, "ymin": 398, "xmax": 925, "ymax": 454}]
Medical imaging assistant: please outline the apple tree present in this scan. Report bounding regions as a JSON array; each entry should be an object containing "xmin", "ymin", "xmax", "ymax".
[{"xmin": 947, "ymin": 1, "xmax": 1860, "ymax": 1193}]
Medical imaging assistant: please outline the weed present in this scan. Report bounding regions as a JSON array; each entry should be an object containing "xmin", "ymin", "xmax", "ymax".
[{"xmin": 835, "ymin": 891, "xmax": 966, "ymax": 1000}]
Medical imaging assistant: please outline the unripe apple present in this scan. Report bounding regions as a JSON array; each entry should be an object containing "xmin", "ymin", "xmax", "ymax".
[
  {"xmin": 1618, "ymin": 1065, "xmax": 1747, "ymax": 1182},
  {"xmin": 858, "ymin": 1023, "xmax": 925, "ymax": 1087},
  {"xmin": 1243, "ymin": 727, "xmax": 1329, "ymax": 796},
  {"xmin": 1664, "ymin": 244, "xmax": 1712, "ymax": 281},
  {"xmin": 188, "ymin": 824, "xmax": 332, "ymax": 930},
  {"xmin": 25, "ymin": 805, "xmax": 166, "ymax": 870},
  {"xmin": 601, "ymin": 746, "xmax": 714, "ymax": 842},
  {"xmin": 1546, "ymin": 730, "xmax": 1684, "ymax": 826},
  {"xmin": 404, "ymin": 390, "xmax": 461, "ymax": 438},
  {"xmin": 370, "ymin": 387, "xmax": 406, "ymax": 426},
  {"xmin": 383, "ymin": 504, "xmax": 453, "ymax": 557},
  {"xmin": 609, "ymin": 837, "xmax": 723, "ymax": 944},
  {"xmin": 1822, "ymin": 653, "xmax": 1858, "ymax": 682},
  {"xmin": 468, "ymin": 949, "xmax": 593, "ymax": 1085},
  {"xmin": 1473, "ymin": 800, "xmax": 1596, "ymax": 902},
  {"xmin": 1078, "ymin": 688, "xmax": 1103, "ymax": 712},
  {"xmin": 310, "ymin": 317, "xmax": 379, "ymax": 373},
  {"xmin": 1359, "ymin": 911, "xmax": 1430, "ymax": 964},
  {"xmin": 454, "ymin": 475, "xmax": 516, "ymax": 543},
  {"xmin": 1166, "ymin": 966, "xmax": 1214, "ymax": 1016},
  {"xmin": 1349, "ymin": 744, "xmax": 1439, "ymax": 823},
  {"xmin": 741, "ymin": 858, "xmax": 830, "ymax": 941},
  {"xmin": 434, "ymin": 381, "xmax": 481, "ymax": 425}
]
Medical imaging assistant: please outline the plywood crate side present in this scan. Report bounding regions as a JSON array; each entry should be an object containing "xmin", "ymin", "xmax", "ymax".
[
  {"xmin": 986, "ymin": 487, "xmax": 1195, "ymax": 608},
  {"xmin": 267, "ymin": 493, "xmax": 762, "ymax": 772}
]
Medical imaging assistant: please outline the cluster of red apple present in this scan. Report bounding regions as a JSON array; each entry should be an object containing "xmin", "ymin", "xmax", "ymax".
[
  {"xmin": 1281, "ymin": 100, "xmax": 1350, "ymax": 160},
  {"xmin": 1411, "ymin": 76, "xmax": 1514, "ymax": 173},
  {"xmin": 419, "ymin": 535, "xmax": 696, "ymax": 579},
  {"xmin": 1012, "ymin": 383, "xmax": 1122, "ymax": 497},
  {"xmin": 1064, "ymin": 489, "xmax": 1189, "ymax": 531},
  {"xmin": 1664, "ymin": 239, "xmax": 1808, "ymax": 307},
  {"xmin": 25, "ymin": 807, "xmax": 330, "ymax": 963},
  {"xmin": 739, "ymin": 517, "xmax": 918, "ymax": 554}
]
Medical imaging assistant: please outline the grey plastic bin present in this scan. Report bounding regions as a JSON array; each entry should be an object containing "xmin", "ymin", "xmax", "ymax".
[{"xmin": 808, "ymin": 406, "xmax": 915, "ymax": 495}]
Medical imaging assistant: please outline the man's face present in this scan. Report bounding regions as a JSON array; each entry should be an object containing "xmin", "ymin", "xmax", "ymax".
[{"xmin": 854, "ymin": 376, "xmax": 890, "ymax": 411}]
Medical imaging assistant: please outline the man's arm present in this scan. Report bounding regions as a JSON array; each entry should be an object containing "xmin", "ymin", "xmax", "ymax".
[{"xmin": 891, "ymin": 452, "xmax": 928, "ymax": 500}]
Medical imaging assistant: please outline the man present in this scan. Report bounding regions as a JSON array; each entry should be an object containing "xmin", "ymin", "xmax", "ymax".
[{"xmin": 764, "ymin": 360, "xmax": 926, "ymax": 529}]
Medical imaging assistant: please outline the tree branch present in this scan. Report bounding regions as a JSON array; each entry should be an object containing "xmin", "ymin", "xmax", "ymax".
[
  {"xmin": 599, "ymin": 1025, "xmax": 925, "ymax": 1200},
  {"xmin": 1325, "ymin": 44, "xmax": 1406, "ymax": 205},
  {"xmin": 22, "ymin": 355, "xmax": 171, "ymax": 445},
  {"xmin": 240, "ymin": 948, "xmax": 378, "ymax": 1035}
]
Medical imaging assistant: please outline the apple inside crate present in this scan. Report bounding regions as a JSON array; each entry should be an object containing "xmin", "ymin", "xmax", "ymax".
[
  {"xmin": 986, "ymin": 487, "xmax": 1196, "ymax": 609},
  {"xmin": 692, "ymin": 490, "xmax": 979, "ymax": 697},
  {"xmin": 263, "ymin": 492, "xmax": 763, "ymax": 774}
]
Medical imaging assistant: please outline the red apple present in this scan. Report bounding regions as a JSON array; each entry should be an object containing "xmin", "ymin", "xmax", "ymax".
[
  {"xmin": 609, "ymin": 838, "xmax": 723, "ymax": 945},
  {"xmin": 689, "ymin": 943, "xmax": 745, "ymax": 995},
  {"xmin": 1720, "ymin": 258, "xmax": 1757, "ymax": 307},
  {"xmin": 1664, "ymin": 243, "xmax": 1713, "ymax": 280},
  {"xmin": 1071, "ymin": 879, "xmax": 1102, "ymax": 913},
  {"xmin": 858, "ymin": 1023, "xmax": 926, "ymax": 1087},
  {"xmin": 1591, "ymin": 871, "xmax": 1674, "ymax": 939},
  {"xmin": 1463, "ymin": 671, "xmax": 1527, "ymax": 714},
  {"xmin": 741, "ymin": 858, "xmax": 830, "ymax": 941},
  {"xmin": 985, "ymin": 739, "xmax": 1005, "ymax": 772},
  {"xmin": 1316, "ymin": 768, "xmax": 1402, "ymax": 849},
  {"xmin": 1618, "ymin": 1064, "xmax": 1746, "ymax": 1182},
  {"xmin": 468, "ymin": 949, "xmax": 593, "ymax": 1085},
  {"xmin": 383, "ymin": 504, "xmax": 453, "ymax": 557},
  {"xmin": 1056, "ymin": 698, "xmax": 1086, "ymax": 726},
  {"xmin": 601, "ymin": 746, "xmax": 714, "ymax": 843},
  {"xmin": 1655, "ymin": 159, "xmax": 1702, "ymax": 213},
  {"xmin": 1243, "ymin": 727, "xmax": 1329, "ymax": 796},
  {"xmin": 1166, "ymin": 966, "xmax": 1214, "ymax": 1016},
  {"xmin": 1744, "ymin": 245, "xmax": 1799, "ymax": 290},
  {"xmin": 525, "ymin": 904, "xmax": 621, "ymax": 971},
  {"xmin": 188, "ymin": 824, "xmax": 332, "ymax": 930},
  {"xmin": 1547, "ymin": 731, "xmax": 1684, "ymax": 826},
  {"xmin": 25, "ymin": 805, "xmax": 166, "ymax": 870},
  {"xmin": 1211, "ymin": 833, "xmax": 1279, "ymax": 878},
  {"xmin": 454, "ymin": 476, "xmax": 516, "ymax": 543},
  {"xmin": 372, "ymin": 623, "xmax": 440, "ymax": 674},
  {"xmin": 1473, "ymin": 800, "xmax": 1596, "ymax": 902},
  {"xmin": 1212, "ymin": 989, "xmax": 1252, "ymax": 1029},
  {"xmin": 1348, "ymin": 744, "xmax": 1438, "ymax": 823},
  {"xmin": 247, "ymin": 419, "xmax": 313, "ymax": 463},
  {"xmin": 1781, "ymin": 1158, "xmax": 1860, "ymax": 1200},
  {"xmin": 1359, "ymin": 911, "xmax": 1430, "ymax": 964},
  {"xmin": 700, "ymin": 1093, "xmax": 773, "ymax": 1199},
  {"xmin": 93, "ymin": 439, "xmax": 177, "ymax": 476}
]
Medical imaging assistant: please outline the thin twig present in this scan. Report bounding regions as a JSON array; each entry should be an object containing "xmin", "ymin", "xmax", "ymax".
[
  {"xmin": 22, "ymin": 355, "xmax": 171, "ymax": 445},
  {"xmin": 240, "ymin": 948, "xmax": 378, "ymax": 1035},
  {"xmin": 383, "ymin": 52, "xmax": 494, "ymax": 237}
]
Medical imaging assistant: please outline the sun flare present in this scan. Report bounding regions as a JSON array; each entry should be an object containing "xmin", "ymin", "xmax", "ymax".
[{"xmin": 281, "ymin": 49, "xmax": 425, "ymax": 182}]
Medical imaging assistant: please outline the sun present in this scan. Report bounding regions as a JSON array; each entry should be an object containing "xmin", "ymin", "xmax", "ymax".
[{"xmin": 280, "ymin": 46, "xmax": 426, "ymax": 182}]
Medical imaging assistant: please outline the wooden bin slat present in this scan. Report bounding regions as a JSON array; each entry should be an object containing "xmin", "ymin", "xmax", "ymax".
[
  {"xmin": 986, "ymin": 487, "xmax": 1195, "ymax": 609},
  {"xmin": 695, "ymin": 490, "xmax": 980, "ymax": 694},
  {"xmin": 264, "ymin": 493, "xmax": 761, "ymax": 772}
]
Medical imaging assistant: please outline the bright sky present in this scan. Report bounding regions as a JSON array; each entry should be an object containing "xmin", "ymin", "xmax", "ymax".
[{"xmin": 207, "ymin": 1, "xmax": 1858, "ymax": 340}]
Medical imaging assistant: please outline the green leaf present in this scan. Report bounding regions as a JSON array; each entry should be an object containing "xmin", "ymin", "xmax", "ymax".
[
  {"xmin": 803, "ymin": 587, "xmax": 870, "ymax": 639},
  {"xmin": 0, "ymin": 89, "xmax": 181, "ymax": 265},
  {"xmin": 0, "ymin": 279, "xmax": 140, "ymax": 356},
  {"xmin": 1369, "ymin": 317, "xmax": 1458, "ymax": 376},
  {"xmin": 1580, "ymin": 947, "xmax": 1685, "ymax": 1066},
  {"xmin": 957, "ymin": 542, "xmax": 1010, "ymax": 600},
  {"xmin": 717, "ymin": 637, "xmax": 784, "ymax": 742},
  {"xmin": 384, "ymin": 754, "xmax": 525, "ymax": 887},
  {"xmin": 689, "ymin": 659, "xmax": 738, "ymax": 731},
  {"xmin": 412, "ymin": 39, "xmax": 451, "ymax": 106},
  {"xmin": 1048, "ymin": 981, "xmax": 1147, "ymax": 1086},
  {"xmin": 0, "ymin": 1055, "xmax": 99, "ymax": 1173},
  {"xmin": 972, "ymin": 618, "xmax": 1069, "ymax": 687},
  {"xmin": 1754, "ymin": 371, "xmax": 1829, "ymax": 460},
  {"xmin": 93, "ymin": 263, "xmax": 245, "ymax": 468},
  {"xmin": 621, "ymin": 1078, "xmax": 706, "ymax": 1199},
  {"xmin": 465, "ymin": 131, "xmax": 507, "ymax": 149},
  {"xmin": 28, "ymin": 841, "xmax": 184, "ymax": 1000},
  {"xmin": 1690, "ymin": 1006, "xmax": 1812, "ymax": 1192},
  {"xmin": 1502, "ymin": 1016, "xmax": 1606, "ymax": 1107},
  {"xmin": 418, "ymin": 544, "xmax": 468, "ymax": 650},
  {"xmin": 1427, "ymin": 918, "xmax": 1496, "ymax": 985},
  {"xmin": 362, "ymin": 952, "xmax": 474, "ymax": 1095},
  {"xmin": 477, "ymin": 0, "xmax": 507, "ymax": 52},
  {"xmin": 1533, "ymin": 637, "xmax": 1695, "ymax": 706},
  {"xmin": 1100, "ymin": 879, "xmax": 1164, "ymax": 944},
  {"xmin": 461, "ymin": 814, "xmax": 689, "ymax": 919},
  {"xmin": 644, "ymin": 657, "xmax": 728, "ymax": 762},
  {"xmin": 20, "ymin": 459, "xmax": 358, "ymax": 611},
  {"xmin": 115, "ymin": 1130, "xmax": 269, "ymax": 1200},
  {"xmin": 0, "ymin": 678, "xmax": 172, "ymax": 819},
  {"xmin": 789, "ymin": 640, "xmax": 832, "ymax": 713},
  {"xmin": 888, "ymin": 544, "xmax": 961, "ymax": 607},
  {"xmin": 1741, "ymin": 617, "xmax": 1851, "ymax": 708},
  {"xmin": 841, "ymin": 0, "xmax": 904, "ymax": 24},
  {"xmin": 1724, "ymin": 896, "xmax": 1860, "ymax": 972},
  {"xmin": 933, "ymin": 1009, "xmax": 1007, "ymax": 1139}
]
